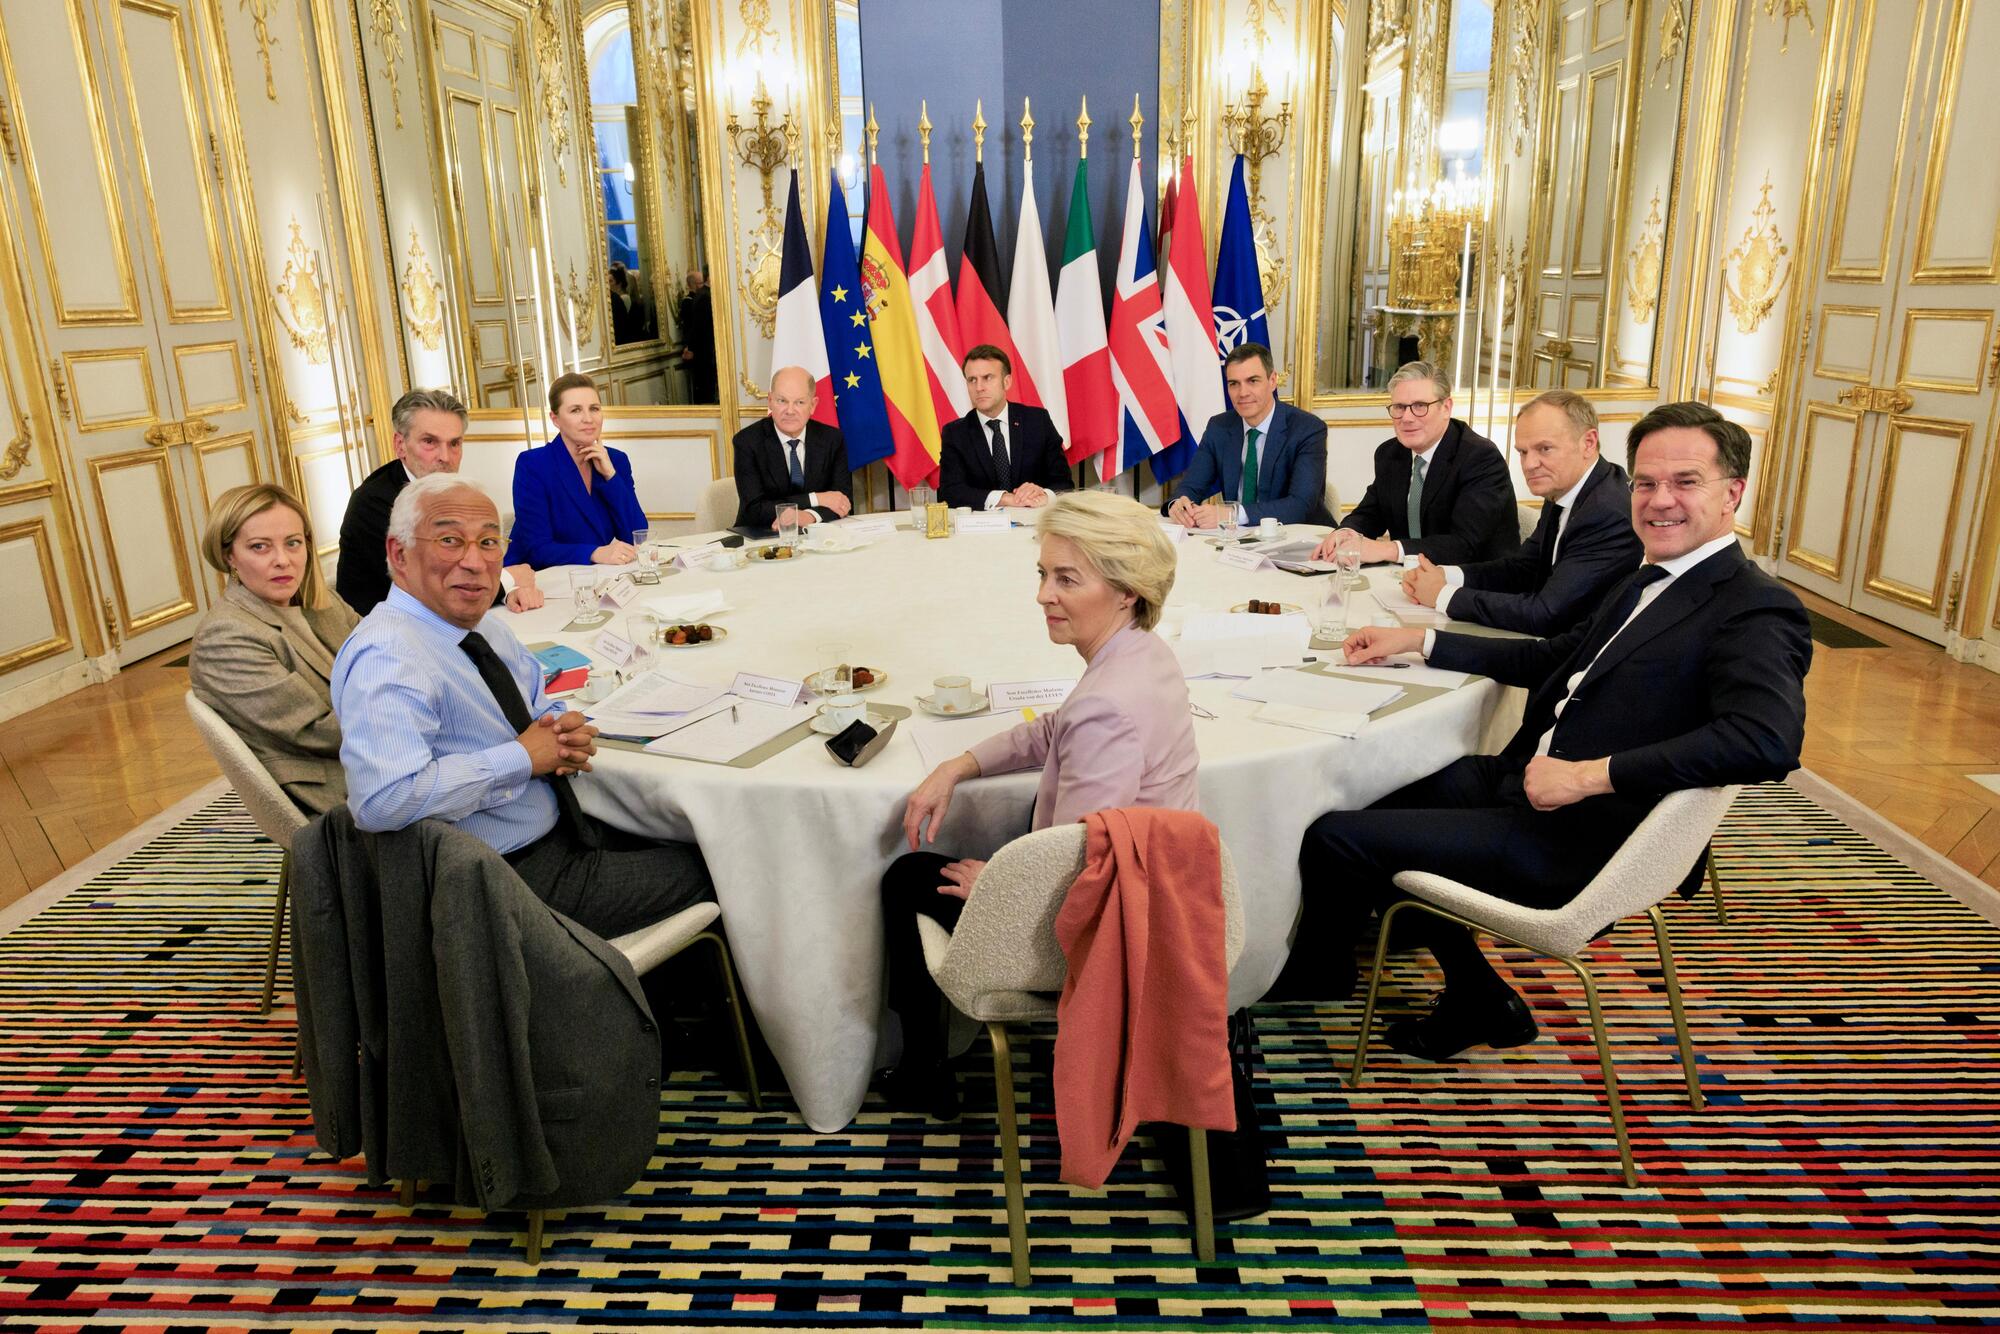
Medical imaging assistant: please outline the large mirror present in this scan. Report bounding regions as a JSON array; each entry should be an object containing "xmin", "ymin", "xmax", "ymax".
[{"xmin": 1313, "ymin": 0, "xmax": 1693, "ymax": 402}]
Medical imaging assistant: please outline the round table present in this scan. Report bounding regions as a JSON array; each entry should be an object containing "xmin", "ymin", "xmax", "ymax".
[{"xmin": 507, "ymin": 517, "xmax": 1506, "ymax": 1131}]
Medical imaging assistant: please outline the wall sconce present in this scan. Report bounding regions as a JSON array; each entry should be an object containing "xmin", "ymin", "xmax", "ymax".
[
  {"xmin": 726, "ymin": 75, "xmax": 799, "ymax": 219},
  {"xmin": 1220, "ymin": 67, "xmax": 1291, "ymax": 205},
  {"xmin": 725, "ymin": 75, "xmax": 799, "ymax": 342}
]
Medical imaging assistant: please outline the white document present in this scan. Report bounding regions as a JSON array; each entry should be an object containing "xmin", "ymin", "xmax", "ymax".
[
  {"xmin": 1174, "ymin": 610, "xmax": 1313, "ymax": 677},
  {"xmin": 591, "ymin": 668, "xmax": 729, "ymax": 717},
  {"xmin": 1251, "ymin": 702, "xmax": 1371, "ymax": 737},
  {"xmin": 1327, "ymin": 655, "xmax": 1473, "ymax": 690},
  {"xmin": 644, "ymin": 699, "xmax": 808, "ymax": 762},
  {"xmin": 908, "ymin": 714, "xmax": 1022, "ymax": 774},
  {"xmin": 646, "ymin": 589, "xmax": 731, "ymax": 621},
  {"xmin": 730, "ymin": 670, "xmax": 806, "ymax": 708},
  {"xmin": 1157, "ymin": 520, "xmax": 1190, "ymax": 543},
  {"xmin": 986, "ymin": 678, "xmax": 1076, "ymax": 710},
  {"xmin": 955, "ymin": 513, "xmax": 1014, "ymax": 533},
  {"xmin": 674, "ymin": 542, "xmax": 724, "ymax": 569},
  {"xmin": 1230, "ymin": 668, "xmax": 1403, "ymax": 714}
]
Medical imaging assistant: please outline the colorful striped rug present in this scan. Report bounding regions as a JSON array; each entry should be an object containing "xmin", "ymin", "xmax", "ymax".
[{"xmin": 1, "ymin": 784, "xmax": 1996, "ymax": 1331}]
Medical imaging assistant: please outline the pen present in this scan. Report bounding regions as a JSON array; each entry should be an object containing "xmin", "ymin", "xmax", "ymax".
[{"xmin": 730, "ymin": 703, "xmax": 739, "ymax": 723}]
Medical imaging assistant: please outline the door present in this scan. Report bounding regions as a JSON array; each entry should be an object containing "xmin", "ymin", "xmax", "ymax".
[
  {"xmin": 1778, "ymin": 0, "xmax": 2000, "ymax": 644},
  {"xmin": 1525, "ymin": 0, "xmax": 1628, "ymax": 388},
  {"xmin": 0, "ymin": 0, "xmax": 269, "ymax": 661}
]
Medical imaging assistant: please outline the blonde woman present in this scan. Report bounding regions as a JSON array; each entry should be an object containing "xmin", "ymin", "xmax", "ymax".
[
  {"xmin": 189, "ymin": 483, "xmax": 360, "ymax": 815},
  {"xmin": 879, "ymin": 490, "xmax": 1201, "ymax": 1117}
]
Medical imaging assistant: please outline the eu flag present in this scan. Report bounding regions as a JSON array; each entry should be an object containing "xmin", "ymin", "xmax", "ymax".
[{"xmin": 821, "ymin": 172, "xmax": 894, "ymax": 468}]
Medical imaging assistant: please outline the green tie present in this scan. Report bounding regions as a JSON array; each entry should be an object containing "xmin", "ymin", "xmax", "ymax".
[
  {"xmin": 1407, "ymin": 454, "xmax": 1426, "ymax": 539},
  {"xmin": 1242, "ymin": 427, "xmax": 1261, "ymax": 507}
]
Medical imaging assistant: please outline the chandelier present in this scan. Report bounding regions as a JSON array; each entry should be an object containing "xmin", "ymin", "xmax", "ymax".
[{"xmin": 1387, "ymin": 170, "xmax": 1483, "ymax": 311}]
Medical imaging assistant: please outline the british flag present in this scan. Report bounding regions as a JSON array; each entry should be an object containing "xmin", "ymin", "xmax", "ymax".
[{"xmin": 1103, "ymin": 158, "xmax": 1179, "ymax": 481}]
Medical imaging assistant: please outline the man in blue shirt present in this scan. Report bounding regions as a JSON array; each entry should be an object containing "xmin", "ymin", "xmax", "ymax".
[{"xmin": 332, "ymin": 474, "xmax": 711, "ymax": 937}]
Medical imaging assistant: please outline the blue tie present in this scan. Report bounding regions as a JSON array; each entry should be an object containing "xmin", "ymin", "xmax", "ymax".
[{"xmin": 786, "ymin": 439, "xmax": 804, "ymax": 489}]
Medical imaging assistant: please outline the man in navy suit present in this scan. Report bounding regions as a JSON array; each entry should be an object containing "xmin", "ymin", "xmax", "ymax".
[
  {"xmin": 937, "ymin": 346, "xmax": 1074, "ymax": 511},
  {"xmin": 1285, "ymin": 402, "xmax": 1810, "ymax": 1060},
  {"xmin": 1319, "ymin": 361, "xmax": 1517, "ymax": 563},
  {"xmin": 731, "ymin": 365, "xmax": 853, "ymax": 529},
  {"xmin": 1400, "ymin": 389, "xmax": 1643, "ymax": 635},
  {"xmin": 1165, "ymin": 343, "xmax": 1333, "ymax": 527}
]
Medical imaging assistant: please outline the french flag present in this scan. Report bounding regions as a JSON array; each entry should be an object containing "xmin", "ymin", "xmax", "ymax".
[
  {"xmin": 1104, "ymin": 158, "xmax": 1179, "ymax": 480},
  {"xmin": 770, "ymin": 171, "xmax": 833, "ymax": 423}
]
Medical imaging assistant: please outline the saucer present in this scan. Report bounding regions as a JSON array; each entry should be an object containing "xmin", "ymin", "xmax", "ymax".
[
  {"xmin": 917, "ymin": 691, "xmax": 991, "ymax": 717},
  {"xmin": 1230, "ymin": 601, "xmax": 1304, "ymax": 615},
  {"xmin": 810, "ymin": 666, "xmax": 886, "ymax": 693},
  {"xmin": 653, "ymin": 623, "xmax": 728, "ymax": 647},
  {"xmin": 811, "ymin": 708, "xmax": 889, "ymax": 735}
]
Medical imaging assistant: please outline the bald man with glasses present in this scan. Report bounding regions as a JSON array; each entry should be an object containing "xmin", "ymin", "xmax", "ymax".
[
  {"xmin": 1317, "ymin": 360, "xmax": 1518, "ymax": 565},
  {"xmin": 732, "ymin": 366, "xmax": 854, "ymax": 530}
]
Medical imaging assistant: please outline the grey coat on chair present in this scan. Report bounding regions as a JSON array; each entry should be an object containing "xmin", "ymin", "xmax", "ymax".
[{"xmin": 290, "ymin": 808, "xmax": 662, "ymax": 1211}]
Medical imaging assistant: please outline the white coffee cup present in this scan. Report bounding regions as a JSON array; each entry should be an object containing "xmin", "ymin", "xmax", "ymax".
[
  {"xmin": 576, "ymin": 672, "xmax": 614, "ymax": 704},
  {"xmin": 820, "ymin": 692, "xmax": 868, "ymax": 730},
  {"xmin": 708, "ymin": 549, "xmax": 744, "ymax": 572},
  {"xmin": 932, "ymin": 675, "xmax": 974, "ymax": 712},
  {"xmin": 1259, "ymin": 517, "xmax": 1281, "ymax": 538}
]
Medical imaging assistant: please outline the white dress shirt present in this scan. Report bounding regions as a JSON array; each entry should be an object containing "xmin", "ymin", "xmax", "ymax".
[
  {"xmin": 1434, "ymin": 467, "xmax": 1591, "ymax": 614},
  {"xmin": 980, "ymin": 412, "xmax": 1012, "ymax": 510}
]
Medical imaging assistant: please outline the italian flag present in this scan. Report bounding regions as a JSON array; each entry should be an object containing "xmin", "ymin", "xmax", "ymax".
[{"xmin": 1056, "ymin": 155, "xmax": 1116, "ymax": 467}]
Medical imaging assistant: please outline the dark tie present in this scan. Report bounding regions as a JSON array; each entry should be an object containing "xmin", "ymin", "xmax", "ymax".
[
  {"xmin": 1242, "ymin": 427, "xmax": 1260, "ymax": 507},
  {"xmin": 1574, "ymin": 563, "xmax": 1671, "ymax": 666},
  {"xmin": 786, "ymin": 439, "xmax": 804, "ymax": 489},
  {"xmin": 459, "ymin": 630, "xmax": 592, "ymax": 844},
  {"xmin": 1406, "ymin": 455, "xmax": 1427, "ymax": 539},
  {"xmin": 1541, "ymin": 502, "xmax": 1563, "ymax": 571},
  {"xmin": 987, "ymin": 418, "xmax": 1008, "ymax": 484}
]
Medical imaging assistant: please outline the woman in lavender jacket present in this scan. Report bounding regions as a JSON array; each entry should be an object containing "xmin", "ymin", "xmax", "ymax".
[{"xmin": 878, "ymin": 491, "xmax": 1200, "ymax": 1118}]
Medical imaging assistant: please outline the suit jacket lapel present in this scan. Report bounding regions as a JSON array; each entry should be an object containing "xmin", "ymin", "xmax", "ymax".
[
  {"xmin": 1255, "ymin": 407, "xmax": 1283, "ymax": 498},
  {"xmin": 1578, "ymin": 547, "xmax": 1738, "ymax": 689},
  {"xmin": 551, "ymin": 439, "xmax": 600, "ymax": 529},
  {"xmin": 1422, "ymin": 421, "xmax": 1460, "ymax": 527}
]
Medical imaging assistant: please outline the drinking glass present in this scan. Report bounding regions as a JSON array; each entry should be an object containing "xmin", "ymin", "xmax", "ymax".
[
  {"xmin": 1209, "ymin": 497, "xmax": 1238, "ymax": 540},
  {"xmin": 631, "ymin": 525, "xmax": 651, "ymax": 551},
  {"xmin": 813, "ymin": 639, "xmax": 851, "ymax": 694},
  {"xmin": 1335, "ymin": 531, "xmax": 1364, "ymax": 591},
  {"xmin": 1315, "ymin": 569, "xmax": 1353, "ymax": 646},
  {"xmin": 626, "ymin": 611, "xmax": 660, "ymax": 672},
  {"xmin": 571, "ymin": 569, "xmax": 602, "ymax": 609},
  {"xmin": 775, "ymin": 503, "xmax": 800, "ymax": 548}
]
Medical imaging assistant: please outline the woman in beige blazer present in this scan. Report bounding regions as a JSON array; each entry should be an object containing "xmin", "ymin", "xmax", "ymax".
[{"xmin": 189, "ymin": 483, "xmax": 360, "ymax": 815}]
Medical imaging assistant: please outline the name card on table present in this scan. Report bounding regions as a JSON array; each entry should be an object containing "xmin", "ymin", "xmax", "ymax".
[
  {"xmin": 594, "ymin": 629, "xmax": 638, "ymax": 670},
  {"xmin": 841, "ymin": 515, "xmax": 899, "ymax": 536},
  {"xmin": 1157, "ymin": 520, "xmax": 1191, "ymax": 543},
  {"xmin": 600, "ymin": 574, "xmax": 640, "ymax": 608},
  {"xmin": 956, "ymin": 512, "xmax": 1014, "ymax": 533},
  {"xmin": 987, "ymin": 679, "xmax": 1077, "ymax": 711},
  {"xmin": 675, "ymin": 542, "xmax": 723, "ymax": 569},
  {"xmin": 1215, "ymin": 545, "xmax": 1273, "ymax": 571},
  {"xmin": 729, "ymin": 671, "xmax": 806, "ymax": 709}
]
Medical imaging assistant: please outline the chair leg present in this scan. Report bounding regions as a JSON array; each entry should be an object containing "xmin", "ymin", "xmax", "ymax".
[
  {"xmin": 524, "ymin": 1209, "xmax": 545, "ymax": 1264},
  {"xmin": 1554, "ymin": 957, "xmax": 1637, "ymax": 1187},
  {"xmin": 699, "ymin": 931, "xmax": 763, "ymax": 1110},
  {"xmin": 1705, "ymin": 847, "xmax": 1728, "ymax": 924},
  {"xmin": 1347, "ymin": 899, "xmax": 1411, "ymax": 1087},
  {"xmin": 1187, "ymin": 1127, "xmax": 1215, "ymax": 1263},
  {"xmin": 1648, "ymin": 906, "xmax": 1705, "ymax": 1113},
  {"xmin": 988, "ymin": 1022, "xmax": 1030, "ymax": 1287},
  {"xmin": 397, "ymin": 1179, "xmax": 416, "ymax": 1208},
  {"xmin": 261, "ymin": 852, "xmax": 290, "ymax": 1015}
]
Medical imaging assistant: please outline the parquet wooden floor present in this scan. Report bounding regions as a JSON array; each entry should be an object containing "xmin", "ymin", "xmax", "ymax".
[{"xmin": 5, "ymin": 583, "xmax": 2000, "ymax": 912}]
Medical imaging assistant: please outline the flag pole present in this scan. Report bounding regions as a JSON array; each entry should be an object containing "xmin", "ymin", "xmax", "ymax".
[
  {"xmin": 865, "ymin": 103, "xmax": 878, "ymax": 167},
  {"xmin": 918, "ymin": 99, "xmax": 931, "ymax": 166},
  {"xmin": 1021, "ymin": 96, "xmax": 1033, "ymax": 165},
  {"xmin": 972, "ymin": 99, "xmax": 986, "ymax": 165},
  {"xmin": 1130, "ymin": 94, "xmax": 1143, "ymax": 160},
  {"xmin": 1078, "ymin": 95, "xmax": 1090, "ymax": 160}
]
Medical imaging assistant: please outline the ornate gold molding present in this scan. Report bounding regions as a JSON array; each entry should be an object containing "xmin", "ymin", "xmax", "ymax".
[
  {"xmin": 0, "ymin": 412, "xmax": 28, "ymax": 480},
  {"xmin": 736, "ymin": 0, "xmax": 778, "ymax": 58},
  {"xmin": 1623, "ymin": 190, "xmax": 1663, "ymax": 323},
  {"xmin": 1656, "ymin": 1, "xmax": 1687, "ymax": 85},
  {"xmin": 368, "ymin": 0, "xmax": 408, "ymax": 129},
  {"xmin": 274, "ymin": 219, "xmax": 331, "ymax": 365},
  {"xmin": 1722, "ymin": 175, "xmax": 1792, "ymax": 335},
  {"xmin": 1762, "ymin": 0, "xmax": 1815, "ymax": 54},
  {"xmin": 241, "ymin": 0, "xmax": 279, "ymax": 101},
  {"xmin": 533, "ymin": 0, "xmax": 573, "ymax": 184},
  {"xmin": 558, "ymin": 260, "xmax": 600, "ymax": 350},
  {"xmin": 1508, "ymin": 0, "xmax": 1541, "ymax": 157},
  {"xmin": 400, "ymin": 228, "xmax": 444, "ymax": 352}
]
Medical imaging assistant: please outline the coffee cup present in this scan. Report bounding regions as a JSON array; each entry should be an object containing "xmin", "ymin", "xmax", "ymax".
[
  {"xmin": 819, "ymin": 692, "xmax": 868, "ymax": 730},
  {"xmin": 932, "ymin": 675, "xmax": 974, "ymax": 712},
  {"xmin": 708, "ymin": 549, "xmax": 745, "ymax": 572},
  {"xmin": 1259, "ymin": 517, "xmax": 1281, "ymax": 538},
  {"xmin": 576, "ymin": 671, "xmax": 614, "ymax": 704}
]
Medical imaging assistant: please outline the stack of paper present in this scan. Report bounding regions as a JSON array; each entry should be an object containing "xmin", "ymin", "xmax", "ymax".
[
  {"xmin": 586, "ymin": 669, "xmax": 731, "ymax": 738},
  {"xmin": 1174, "ymin": 611, "xmax": 1313, "ymax": 678},
  {"xmin": 907, "ymin": 714, "xmax": 1023, "ymax": 773},
  {"xmin": 647, "ymin": 588, "xmax": 731, "ymax": 622},
  {"xmin": 1233, "ymin": 666, "xmax": 1405, "ymax": 739},
  {"xmin": 1372, "ymin": 580, "xmax": 1449, "ymax": 625},
  {"xmin": 644, "ymin": 698, "xmax": 808, "ymax": 763}
]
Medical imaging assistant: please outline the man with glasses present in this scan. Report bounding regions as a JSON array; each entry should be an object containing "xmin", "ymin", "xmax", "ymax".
[
  {"xmin": 1315, "ymin": 361, "xmax": 1517, "ymax": 564},
  {"xmin": 1280, "ymin": 402, "xmax": 1809, "ymax": 1060},
  {"xmin": 732, "ymin": 365, "xmax": 854, "ymax": 530},
  {"xmin": 331, "ymin": 474, "xmax": 712, "ymax": 937},
  {"xmin": 1397, "ymin": 389, "xmax": 1643, "ymax": 634}
]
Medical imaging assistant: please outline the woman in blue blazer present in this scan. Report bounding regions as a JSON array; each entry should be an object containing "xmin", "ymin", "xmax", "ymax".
[{"xmin": 504, "ymin": 372, "xmax": 649, "ymax": 569}]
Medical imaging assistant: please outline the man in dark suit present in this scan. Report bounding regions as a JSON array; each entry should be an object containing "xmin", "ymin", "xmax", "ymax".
[
  {"xmin": 731, "ymin": 365, "xmax": 853, "ymax": 529},
  {"xmin": 937, "ymin": 345, "xmax": 1074, "ymax": 511},
  {"xmin": 335, "ymin": 388, "xmax": 542, "ymax": 615},
  {"xmin": 677, "ymin": 270, "xmax": 716, "ymax": 403},
  {"xmin": 1165, "ymin": 343, "xmax": 1333, "ymax": 527},
  {"xmin": 1400, "ymin": 389, "xmax": 1642, "ymax": 635},
  {"xmin": 1320, "ymin": 360, "xmax": 1518, "ymax": 563},
  {"xmin": 1284, "ymin": 402, "xmax": 1811, "ymax": 1060}
]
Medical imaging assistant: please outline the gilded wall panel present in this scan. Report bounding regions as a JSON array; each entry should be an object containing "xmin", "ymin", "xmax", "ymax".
[{"xmin": 0, "ymin": 517, "xmax": 73, "ymax": 676}]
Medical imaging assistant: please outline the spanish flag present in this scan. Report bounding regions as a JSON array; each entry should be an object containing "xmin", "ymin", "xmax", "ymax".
[{"xmin": 861, "ymin": 164, "xmax": 942, "ymax": 488}]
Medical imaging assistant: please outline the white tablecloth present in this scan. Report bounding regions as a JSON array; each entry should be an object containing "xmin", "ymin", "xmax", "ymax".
[{"xmin": 506, "ymin": 518, "xmax": 1507, "ymax": 1131}]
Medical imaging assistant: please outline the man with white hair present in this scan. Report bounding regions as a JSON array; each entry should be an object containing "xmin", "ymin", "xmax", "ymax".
[{"xmin": 330, "ymin": 474, "xmax": 711, "ymax": 936}]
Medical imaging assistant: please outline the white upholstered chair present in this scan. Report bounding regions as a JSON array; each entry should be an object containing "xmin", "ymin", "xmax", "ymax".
[
  {"xmin": 1322, "ymin": 479, "xmax": 1343, "ymax": 525},
  {"xmin": 918, "ymin": 823, "xmax": 1245, "ymax": 1286},
  {"xmin": 1350, "ymin": 784, "xmax": 1740, "ymax": 1186},
  {"xmin": 1516, "ymin": 501, "xmax": 1540, "ymax": 541},
  {"xmin": 695, "ymin": 477, "xmax": 739, "ymax": 532},
  {"xmin": 185, "ymin": 693, "xmax": 308, "ymax": 1014}
]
